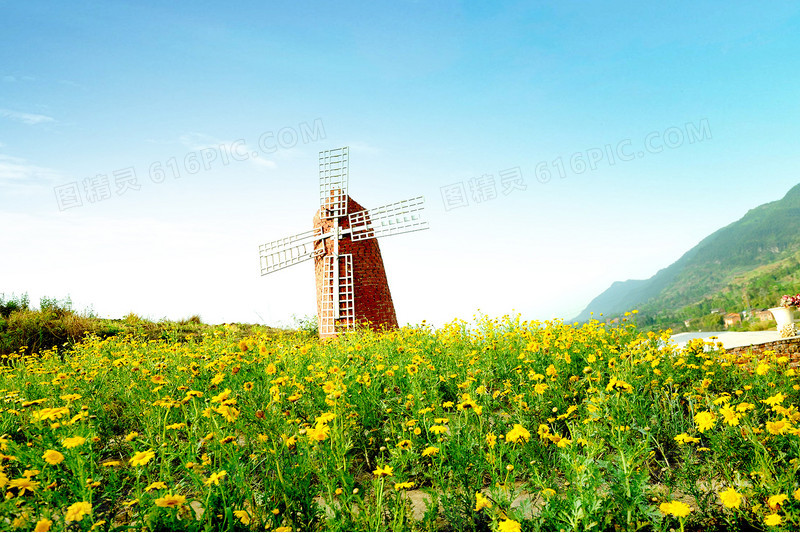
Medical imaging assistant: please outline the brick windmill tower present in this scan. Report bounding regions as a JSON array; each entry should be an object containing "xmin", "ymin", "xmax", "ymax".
[{"xmin": 259, "ymin": 147, "xmax": 428, "ymax": 337}]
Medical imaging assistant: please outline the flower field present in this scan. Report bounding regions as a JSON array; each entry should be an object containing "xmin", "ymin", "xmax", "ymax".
[{"xmin": 0, "ymin": 314, "xmax": 798, "ymax": 531}]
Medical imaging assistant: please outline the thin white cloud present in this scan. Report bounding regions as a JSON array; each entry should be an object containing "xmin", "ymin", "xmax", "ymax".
[
  {"xmin": 178, "ymin": 132, "xmax": 276, "ymax": 170},
  {"xmin": 58, "ymin": 79, "xmax": 82, "ymax": 88},
  {"xmin": 0, "ymin": 108, "xmax": 55, "ymax": 125},
  {"xmin": 2, "ymin": 75, "xmax": 36, "ymax": 83},
  {"xmin": 0, "ymin": 154, "xmax": 65, "ymax": 187},
  {"xmin": 349, "ymin": 141, "xmax": 383, "ymax": 155},
  {"xmin": 249, "ymin": 154, "xmax": 277, "ymax": 169}
]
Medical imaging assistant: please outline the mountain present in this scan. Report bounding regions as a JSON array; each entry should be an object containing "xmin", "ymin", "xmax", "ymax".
[{"xmin": 574, "ymin": 183, "xmax": 800, "ymax": 327}]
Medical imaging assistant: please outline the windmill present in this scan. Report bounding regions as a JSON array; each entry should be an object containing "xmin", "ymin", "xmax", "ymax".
[{"xmin": 259, "ymin": 146, "xmax": 429, "ymax": 337}]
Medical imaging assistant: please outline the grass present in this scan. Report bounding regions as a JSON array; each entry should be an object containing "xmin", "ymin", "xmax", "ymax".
[{"xmin": 0, "ymin": 312, "xmax": 798, "ymax": 531}]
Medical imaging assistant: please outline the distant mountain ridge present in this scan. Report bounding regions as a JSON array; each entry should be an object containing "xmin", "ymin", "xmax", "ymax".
[{"xmin": 574, "ymin": 183, "xmax": 800, "ymax": 325}]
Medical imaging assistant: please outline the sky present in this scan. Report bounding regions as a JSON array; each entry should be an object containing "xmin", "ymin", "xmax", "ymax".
[{"xmin": 1, "ymin": 1, "xmax": 799, "ymax": 329}]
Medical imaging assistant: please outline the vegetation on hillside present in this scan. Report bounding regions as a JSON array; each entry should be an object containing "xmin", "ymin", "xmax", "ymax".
[
  {"xmin": 631, "ymin": 252, "xmax": 800, "ymax": 332},
  {"xmin": 576, "ymin": 184, "xmax": 800, "ymax": 332},
  {"xmin": 0, "ymin": 315, "xmax": 798, "ymax": 531}
]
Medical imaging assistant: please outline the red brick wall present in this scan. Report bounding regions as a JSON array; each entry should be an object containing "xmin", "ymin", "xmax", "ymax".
[
  {"xmin": 726, "ymin": 337, "xmax": 800, "ymax": 368},
  {"xmin": 313, "ymin": 196, "xmax": 399, "ymax": 338}
]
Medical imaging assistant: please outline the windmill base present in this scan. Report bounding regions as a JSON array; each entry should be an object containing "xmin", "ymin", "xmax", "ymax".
[{"xmin": 313, "ymin": 196, "xmax": 399, "ymax": 338}]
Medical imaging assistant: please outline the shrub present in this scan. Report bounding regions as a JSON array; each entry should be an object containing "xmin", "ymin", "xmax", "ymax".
[
  {"xmin": 0, "ymin": 292, "xmax": 30, "ymax": 318},
  {"xmin": 0, "ymin": 306, "xmax": 96, "ymax": 355},
  {"xmin": 293, "ymin": 314, "xmax": 319, "ymax": 337}
]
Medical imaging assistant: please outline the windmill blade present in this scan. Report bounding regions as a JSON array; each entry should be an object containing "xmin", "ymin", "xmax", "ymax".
[
  {"xmin": 259, "ymin": 228, "xmax": 323, "ymax": 275},
  {"xmin": 319, "ymin": 146, "xmax": 349, "ymax": 219},
  {"xmin": 349, "ymin": 196, "xmax": 429, "ymax": 241}
]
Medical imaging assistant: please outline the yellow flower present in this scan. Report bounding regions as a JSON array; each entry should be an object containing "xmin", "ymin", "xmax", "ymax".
[
  {"xmin": 534, "ymin": 383, "xmax": 548, "ymax": 395},
  {"xmin": 233, "ymin": 510, "xmax": 250, "ymax": 525},
  {"xmin": 497, "ymin": 518, "xmax": 522, "ymax": 532},
  {"xmin": 315, "ymin": 412, "xmax": 336, "ymax": 424},
  {"xmin": 606, "ymin": 376, "xmax": 633, "ymax": 393},
  {"xmin": 505, "ymin": 424, "xmax": 530, "ymax": 444},
  {"xmin": 537, "ymin": 424, "xmax": 551, "ymax": 439},
  {"xmin": 768, "ymin": 493, "xmax": 788, "ymax": 510},
  {"xmin": 394, "ymin": 481, "xmax": 415, "ymax": 490},
  {"xmin": 130, "ymin": 449, "xmax": 155, "ymax": 466},
  {"xmin": 211, "ymin": 372, "xmax": 225, "ymax": 385},
  {"xmin": 764, "ymin": 513, "xmax": 782, "ymax": 526},
  {"xmin": 694, "ymin": 411, "xmax": 716, "ymax": 433},
  {"xmin": 762, "ymin": 393, "xmax": 786, "ymax": 407},
  {"xmin": 421, "ymin": 446, "xmax": 439, "ymax": 457},
  {"xmin": 756, "ymin": 363, "xmax": 770, "ymax": 375},
  {"xmin": 266, "ymin": 363, "xmax": 276, "ymax": 375},
  {"xmin": 307, "ymin": 422, "xmax": 330, "ymax": 442},
  {"xmin": 766, "ymin": 419, "xmax": 790, "ymax": 435},
  {"xmin": 31, "ymin": 406, "xmax": 70, "ymax": 422},
  {"xmin": 719, "ymin": 487, "xmax": 742, "ymax": 509},
  {"xmin": 243, "ymin": 381, "xmax": 254, "ymax": 391},
  {"xmin": 373, "ymin": 465, "xmax": 393, "ymax": 477},
  {"xmin": 213, "ymin": 404, "xmax": 240, "ymax": 422},
  {"xmin": 475, "ymin": 491, "xmax": 493, "ymax": 511},
  {"xmin": 546, "ymin": 364, "xmax": 557, "ymax": 376},
  {"xmin": 486, "ymin": 433, "xmax": 497, "ymax": 448},
  {"xmin": 102, "ymin": 460, "xmax": 121, "ymax": 467},
  {"xmin": 144, "ymin": 480, "xmax": 166, "ymax": 491},
  {"xmin": 62, "ymin": 436, "xmax": 86, "ymax": 449},
  {"xmin": 205, "ymin": 470, "xmax": 227, "ymax": 486},
  {"xmin": 42, "ymin": 449, "xmax": 64, "ymax": 465},
  {"xmin": 396, "ymin": 439, "xmax": 412, "ymax": 450},
  {"xmin": 211, "ymin": 389, "xmax": 232, "ymax": 403},
  {"xmin": 12, "ymin": 513, "xmax": 29, "ymax": 529},
  {"xmin": 154, "ymin": 493, "xmax": 186, "ymax": 507},
  {"xmin": 719, "ymin": 405, "xmax": 740, "ymax": 426},
  {"xmin": 794, "ymin": 487, "xmax": 800, "ymax": 501},
  {"xmin": 674, "ymin": 433, "xmax": 700, "ymax": 444},
  {"xmin": 541, "ymin": 488, "xmax": 556, "ymax": 498},
  {"xmin": 659, "ymin": 500, "xmax": 692, "ymax": 518},
  {"xmin": 34, "ymin": 518, "xmax": 52, "ymax": 532},
  {"xmin": 64, "ymin": 501, "xmax": 92, "ymax": 523},
  {"xmin": 124, "ymin": 431, "xmax": 139, "ymax": 442},
  {"xmin": 9, "ymin": 477, "xmax": 39, "ymax": 495},
  {"xmin": 429, "ymin": 425, "xmax": 448, "ymax": 435}
]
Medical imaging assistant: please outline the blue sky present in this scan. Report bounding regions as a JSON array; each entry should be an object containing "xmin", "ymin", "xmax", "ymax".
[{"xmin": 2, "ymin": 1, "xmax": 799, "ymax": 327}]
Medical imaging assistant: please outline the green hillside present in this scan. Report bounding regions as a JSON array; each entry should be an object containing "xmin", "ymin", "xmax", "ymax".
[{"xmin": 574, "ymin": 183, "xmax": 800, "ymax": 331}]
